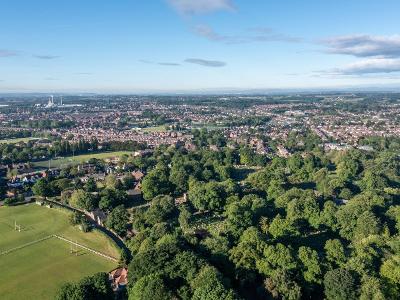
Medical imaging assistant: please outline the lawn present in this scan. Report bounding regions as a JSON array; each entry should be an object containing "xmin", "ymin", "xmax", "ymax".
[
  {"xmin": 0, "ymin": 137, "xmax": 39, "ymax": 144},
  {"xmin": 0, "ymin": 204, "xmax": 119, "ymax": 299},
  {"xmin": 32, "ymin": 151, "xmax": 132, "ymax": 168}
]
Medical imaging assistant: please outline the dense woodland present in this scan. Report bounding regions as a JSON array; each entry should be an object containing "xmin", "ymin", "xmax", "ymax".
[{"xmin": 47, "ymin": 131, "xmax": 400, "ymax": 300}]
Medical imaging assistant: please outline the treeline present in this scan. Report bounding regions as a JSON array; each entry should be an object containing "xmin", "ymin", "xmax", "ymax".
[
  {"xmin": 0, "ymin": 129, "xmax": 32, "ymax": 140},
  {"xmin": 221, "ymin": 116, "xmax": 272, "ymax": 127},
  {"xmin": 0, "ymin": 138, "xmax": 147, "ymax": 164},
  {"xmin": 11, "ymin": 119, "xmax": 75, "ymax": 129}
]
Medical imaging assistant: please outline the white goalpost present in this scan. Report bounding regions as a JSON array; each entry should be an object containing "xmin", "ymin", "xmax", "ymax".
[
  {"xmin": 70, "ymin": 240, "xmax": 79, "ymax": 256},
  {"xmin": 14, "ymin": 220, "xmax": 21, "ymax": 232}
]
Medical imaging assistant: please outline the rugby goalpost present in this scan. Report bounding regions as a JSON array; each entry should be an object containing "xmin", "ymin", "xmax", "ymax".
[
  {"xmin": 14, "ymin": 220, "xmax": 21, "ymax": 232},
  {"xmin": 4, "ymin": 221, "xmax": 118, "ymax": 261},
  {"xmin": 70, "ymin": 239, "xmax": 79, "ymax": 256}
]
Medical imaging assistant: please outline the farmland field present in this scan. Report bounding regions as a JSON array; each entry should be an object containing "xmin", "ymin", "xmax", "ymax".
[
  {"xmin": 0, "ymin": 204, "xmax": 119, "ymax": 299},
  {"xmin": 32, "ymin": 151, "xmax": 132, "ymax": 168}
]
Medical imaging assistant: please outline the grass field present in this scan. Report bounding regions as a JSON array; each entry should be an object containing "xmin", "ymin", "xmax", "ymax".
[
  {"xmin": 32, "ymin": 151, "xmax": 132, "ymax": 168},
  {"xmin": 0, "ymin": 205, "xmax": 119, "ymax": 299},
  {"xmin": 0, "ymin": 137, "xmax": 39, "ymax": 144},
  {"xmin": 140, "ymin": 125, "xmax": 168, "ymax": 133}
]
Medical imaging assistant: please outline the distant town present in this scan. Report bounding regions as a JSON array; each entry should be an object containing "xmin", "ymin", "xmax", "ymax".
[{"xmin": 1, "ymin": 93, "xmax": 399, "ymax": 152}]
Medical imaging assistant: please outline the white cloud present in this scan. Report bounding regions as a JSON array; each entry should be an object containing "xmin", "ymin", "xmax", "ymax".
[
  {"xmin": 167, "ymin": 0, "xmax": 234, "ymax": 15},
  {"xmin": 34, "ymin": 55, "xmax": 60, "ymax": 59},
  {"xmin": 185, "ymin": 58, "xmax": 226, "ymax": 67},
  {"xmin": 331, "ymin": 58, "xmax": 400, "ymax": 75},
  {"xmin": 322, "ymin": 35, "xmax": 400, "ymax": 58},
  {"xmin": 193, "ymin": 24, "xmax": 302, "ymax": 44}
]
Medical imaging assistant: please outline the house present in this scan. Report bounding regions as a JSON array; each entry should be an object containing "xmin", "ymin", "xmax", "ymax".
[
  {"xmin": 77, "ymin": 163, "xmax": 96, "ymax": 173},
  {"xmin": 105, "ymin": 156, "xmax": 120, "ymax": 164},
  {"xmin": 277, "ymin": 145, "xmax": 291, "ymax": 158},
  {"xmin": 133, "ymin": 149, "xmax": 153, "ymax": 157},
  {"xmin": 131, "ymin": 170, "xmax": 144, "ymax": 181},
  {"xmin": 323, "ymin": 143, "xmax": 352, "ymax": 152},
  {"xmin": 127, "ymin": 182, "xmax": 142, "ymax": 200},
  {"xmin": 184, "ymin": 142, "xmax": 197, "ymax": 152},
  {"xmin": 109, "ymin": 268, "xmax": 128, "ymax": 291},
  {"xmin": 80, "ymin": 173, "xmax": 106, "ymax": 183},
  {"xmin": 175, "ymin": 193, "xmax": 188, "ymax": 205},
  {"xmin": 358, "ymin": 145, "xmax": 374, "ymax": 152},
  {"xmin": 89, "ymin": 208, "xmax": 107, "ymax": 226},
  {"xmin": 6, "ymin": 190, "xmax": 17, "ymax": 198}
]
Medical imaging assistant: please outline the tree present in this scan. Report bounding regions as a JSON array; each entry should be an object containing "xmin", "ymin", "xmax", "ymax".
[
  {"xmin": 258, "ymin": 243, "xmax": 298, "ymax": 277},
  {"xmin": 145, "ymin": 195, "xmax": 177, "ymax": 225},
  {"xmin": 359, "ymin": 275, "xmax": 385, "ymax": 300},
  {"xmin": 225, "ymin": 194, "xmax": 267, "ymax": 238},
  {"xmin": 324, "ymin": 268, "xmax": 358, "ymax": 300},
  {"xmin": 80, "ymin": 272, "xmax": 114, "ymax": 299},
  {"xmin": 286, "ymin": 194, "xmax": 320, "ymax": 229},
  {"xmin": 55, "ymin": 282, "xmax": 85, "ymax": 300},
  {"xmin": 170, "ymin": 165, "xmax": 190, "ymax": 194},
  {"xmin": 99, "ymin": 188, "xmax": 127, "ymax": 211},
  {"xmin": 353, "ymin": 211, "xmax": 381, "ymax": 239},
  {"xmin": 141, "ymin": 165, "xmax": 172, "ymax": 200},
  {"xmin": 386, "ymin": 205, "xmax": 400, "ymax": 233},
  {"xmin": 314, "ymin": 168, "xmax": 335, "ymax": 197},
  {"xmin": 298, "ymin": 246, "xmax": 322, "ymax": 284},
  {"xmin": 189, "ymin": 181, "xmax": 226, "ymax": 211},
  {"xmin": 32, "ymin": 178, "xmax": 51, "ymax": 197},
  {"xmin": 336, "ymin": 195, "xmax": 381, "ymax": 240},
  {"xmin": 191, "ymin": 266, "xmax": 236, "ymax": 300},
  {"xmin": 128, "ymin": 239, "xmax": 181, "ymax": 283},
  {"xmin": 129, "ymin": 274, "xmax": 173, "ymax": 300},
  {"xmin": 324, "ymin": 239, "xmax": 346, "ymax": 267},
  {"xmin": 178, "ymin": 205, "xmax": 192, "ymax": 230},
  {"xmin": 268, "ymin": 215, "xmax": 299, "ymax": 239},
  {"xmin": 264, "ymin": 269, "xmax": 302, "ymax": 300},
  {"xmin": 104, "ymin": 174, "xmax": 118, "ymax": 190},
  {"xmin": 85, "ymin": 177, "xmax": 97, "ymax": 192},
  {"xmin": 51, "ymin": 178, "xmax": 71, "ymax": 194},
  {"xmin": 69, "ymin": 189, "xmax": 97, "ymax": 211},
  {"xmin": 240, "ymin": 146, "xmax": 256, "ymax": 166},
  {"xmin": 336, "ymin": 158, "xmax": 360, "ymax": 182},
  {"xmin": 123, "ymin": 175, "xmax": 136, "ymax": 190},
  {"xmin": 225, "ymin": 198, "xmax": 254, "ymax": 238},
  {"xmin": 380, "ymin": 255, "xmax": 400, "ymax": 285},
  {"xmin": 319, "ymin": 201, "xmax": 338, "ymax": 231},
  {"xmin": 359, "ymin": 170, "xmax": 388, "ymax": 191},
  {"xmin": 55, "ymin": 273, "xmax": 113, "ymax": 300},
  {"xmin": 229, "ymin": 227, "xmax": 265, "ymax": 285},
  {"xmin": 106, "ymin": 205, "xmax": 129, "ymax": 236}
]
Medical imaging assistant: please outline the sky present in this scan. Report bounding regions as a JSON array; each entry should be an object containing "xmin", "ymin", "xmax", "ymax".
[{"xmin": 1, "ymin": 0, "xmax": 400, "ymax": 93}]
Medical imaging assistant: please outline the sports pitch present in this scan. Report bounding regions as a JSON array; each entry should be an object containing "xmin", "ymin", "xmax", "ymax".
[
  {"xmin": 32, "ymin": 151, "xmax": 132, "ymax": 168},
  {"xmin": 0, "ymin": 204, "xmax": 119, "ymax": 299}
]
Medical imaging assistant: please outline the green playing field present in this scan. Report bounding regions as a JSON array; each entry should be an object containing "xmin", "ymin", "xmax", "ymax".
[
  {"xmin": 0, "ymin": 204, "xmax": 119, "ymax": 300},
  {"xmin": 32, "ymin": 151, "xmax": 132, "ymax": 168}
]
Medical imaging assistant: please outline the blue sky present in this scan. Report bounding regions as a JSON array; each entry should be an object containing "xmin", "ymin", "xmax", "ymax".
[{"xmin": 1, "ymin": 0, "xmax": 400, "ymax": 93}]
